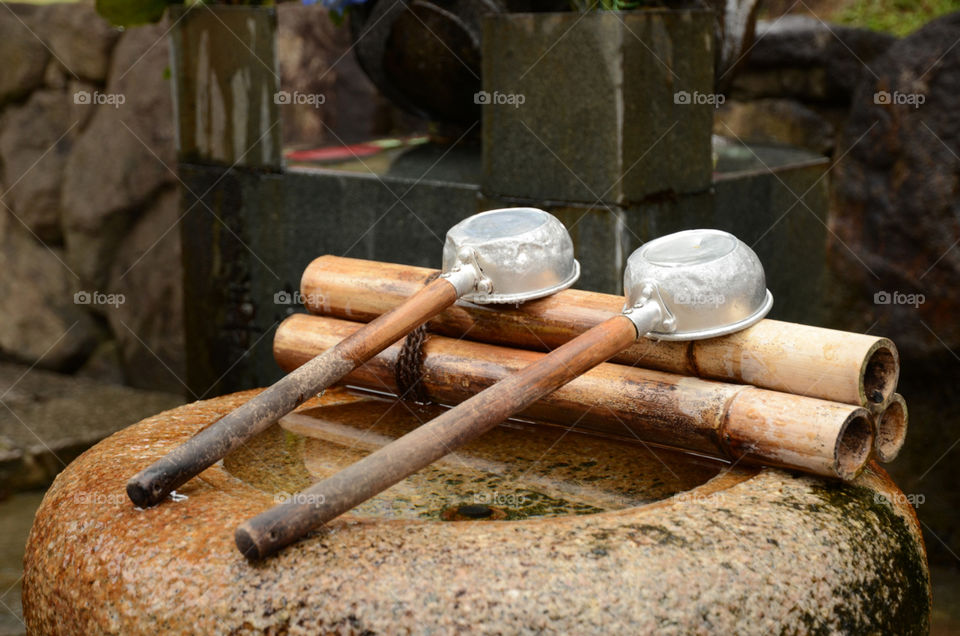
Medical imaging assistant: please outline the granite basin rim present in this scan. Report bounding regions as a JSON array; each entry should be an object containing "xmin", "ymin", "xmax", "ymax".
[{"xmin": 22, "ymin": 389, "xmax": 931, "ymax": 634}]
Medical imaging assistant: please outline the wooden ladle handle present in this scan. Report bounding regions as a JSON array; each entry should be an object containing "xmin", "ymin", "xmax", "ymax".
[
  {"xmin": 235, "ymin": 314, "xmax": 640, "ymax": 559},
  {"xmin": 126, "ymin": 277, "xmax": 459, "ymax": 509}
]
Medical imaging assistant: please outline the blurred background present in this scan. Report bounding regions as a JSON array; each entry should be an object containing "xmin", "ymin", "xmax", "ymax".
[{"xmin": 1, "ymin": 0, "xmax": 959, "ymax": 633}]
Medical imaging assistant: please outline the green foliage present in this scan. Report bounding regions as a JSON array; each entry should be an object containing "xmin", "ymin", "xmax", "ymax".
[
  {"xmin": 95, "ymin": 0, "xmax": 173, "ymax": 26},
  {"xmin": 329, "ymin": 8, "xmax": 346, "ymax": 26},
  {"xmin": 95, "ymin": 0, "xmax": 279, "ymax": 28},
  {"xmin": 835, "ymin": 0, "xmax": 960, "ymax": 36}
]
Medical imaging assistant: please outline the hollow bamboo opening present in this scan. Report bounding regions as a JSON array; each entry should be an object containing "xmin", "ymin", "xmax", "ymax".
[
  {"xmin": 875, "ymin": 394, "xmax": 908, "ymax": 463},
  {"xmin": 861, "ymin": 341, "xmax": 899, "ymax": 406},
  {"xmin": 835, "ymin": 412, "xmax": 875, "ymax": 480}
]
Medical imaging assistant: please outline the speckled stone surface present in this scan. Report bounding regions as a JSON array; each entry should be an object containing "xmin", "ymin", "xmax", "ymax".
[{"xmin": 23, "ymin": 389, "xmax": 930, "ymax": 634}]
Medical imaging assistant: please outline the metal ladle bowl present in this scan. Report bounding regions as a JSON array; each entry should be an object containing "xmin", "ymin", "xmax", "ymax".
[
  {"xmin": 441, "ymin": 207, "xmax": 580, "ymax": 304},
  {"xmin": 623, "ymin": 229, "xmax": 773, "ymax": 341}
]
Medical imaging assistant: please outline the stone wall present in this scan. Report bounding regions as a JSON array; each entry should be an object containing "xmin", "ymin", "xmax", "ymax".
[
  {"xmin": 718, "ymin": 12, "xmax": 960, "ymax": 566},
  {"xmin": 0, "ymin": 2, "xmax": 392, "ymax": 394},
  {"xmin": 716, "ymin": 15, "xmax": 896, "ymax": 156},
  {"xmin": 0, "ymin": 3, "xmax": 181, "ymax": 392},
  {"xmin": 720, "ymin": 14, "xmax": 960, "ymax": 375}
]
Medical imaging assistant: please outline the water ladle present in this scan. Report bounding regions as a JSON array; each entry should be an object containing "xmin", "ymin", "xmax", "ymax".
[{"xmin": 126, "ymin": 207, "xmax": 580, "ymax": 508}]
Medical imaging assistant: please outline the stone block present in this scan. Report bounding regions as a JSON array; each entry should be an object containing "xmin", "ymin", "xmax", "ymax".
[
  {"xmin": 0, "ymin": 90, "xmax": 73, "ymax": 244},
  {"xmin": 0, "ymin": 218, "xmax": 97, "ymax": 371},
  {"xmin": 482, "ymin": 10, "xmax": 714, "ymax": 204},
  {"xmin": 169, "ymin": 5, "xmax": 282, "ymax": 170},
  {"xmin": 179, "ymin": 161, "xmax": 481, "ymax": 395},
  {"xmin": 30, "ymin": 3, "xmax": 119, "ymax": 83}
]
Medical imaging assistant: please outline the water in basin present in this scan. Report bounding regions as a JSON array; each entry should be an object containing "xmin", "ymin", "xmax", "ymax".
[{"xmin": 223, "ymin": 389, "xmax": 723, "ymax": 521}]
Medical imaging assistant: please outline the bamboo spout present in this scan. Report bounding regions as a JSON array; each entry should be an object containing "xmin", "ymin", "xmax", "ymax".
[
  {"xmin": 874, "ymin": 393, "xmax": 908, "ymax": 463},
  {"xmin": 721, "ymin": 388, "xmax": 874, "ymax": 480},
  {"xmin": 274, "ymin": 313, "xmax": 874, "ymax": 481},
  {"xmin": 299, "ymin": 255, "xmax": 900, "ymax": 408}
]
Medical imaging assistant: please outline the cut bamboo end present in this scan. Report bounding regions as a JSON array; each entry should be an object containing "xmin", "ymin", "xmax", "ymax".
[
  {"xmin": 722, "ymin": 388, "xmax": 874, "ymax": 480},
  {"xmin": 275, "ymin": 313, "xmax": 877, "ymax": 481},
  {"xmin": 298, "ymin": 256, "xmax": 902, "ymax": 409},
  {"xmin": 861, "ymin": 339, "xmax": 900, "ymax": 407},
  {"xmin": 874, "ymin": 393, "xmax": 908, "ymax": 463},
  {"xmin": 835, "ymin": 411, "xmax": 875, "ymax": 480}
]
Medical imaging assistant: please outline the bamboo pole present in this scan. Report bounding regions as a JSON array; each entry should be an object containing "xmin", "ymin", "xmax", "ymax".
[
  {"xmin": 873, "ymin": 393, "xmax": 908, "ymax": 463},
  {"xmin": 274, "ymin": 314, "xmax": 874, "ymax": 481},
  {"xmin": 299, "ymin": 256, "xmax": 900, "ymax": 408}
]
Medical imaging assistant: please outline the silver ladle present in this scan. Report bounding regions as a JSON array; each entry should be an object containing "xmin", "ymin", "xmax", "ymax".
[{"xmin": 127, "ymin": 208, "xmax": 579, "ymax": 508}]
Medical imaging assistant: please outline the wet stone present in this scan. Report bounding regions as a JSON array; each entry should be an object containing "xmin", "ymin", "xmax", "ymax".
[{"xmin": 22, "ymin": 388, "xmax": 930, "ymax": 633}]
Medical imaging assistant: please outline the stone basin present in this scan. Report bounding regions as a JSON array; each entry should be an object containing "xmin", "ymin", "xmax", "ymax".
[{"xmin": 23, "ymin": 388, "xmax": 930, "ymax": 633}]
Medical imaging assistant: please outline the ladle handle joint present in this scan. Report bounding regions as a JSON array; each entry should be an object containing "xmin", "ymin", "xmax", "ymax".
[{"xmin": 622, "ymin": 301, "xmax": 664, "ymax": 338}]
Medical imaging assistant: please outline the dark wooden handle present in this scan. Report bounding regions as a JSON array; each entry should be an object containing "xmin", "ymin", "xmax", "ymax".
[
  {"xmin": 234, "ymin": 315, "xmax": 639, "ymax": 559},
  {"xmin": 126, "ymin": 277, "xmax": 458, "ymax": 508}
]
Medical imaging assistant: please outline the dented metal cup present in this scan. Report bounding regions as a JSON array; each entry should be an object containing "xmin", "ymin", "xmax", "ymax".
[
  {"xmin": 623, "ymin": 228, "xmax": 773, "ymax": 341},
  {"xmin": 441, "ymin": 207, "xmax": 580, "ymax": 304}
]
